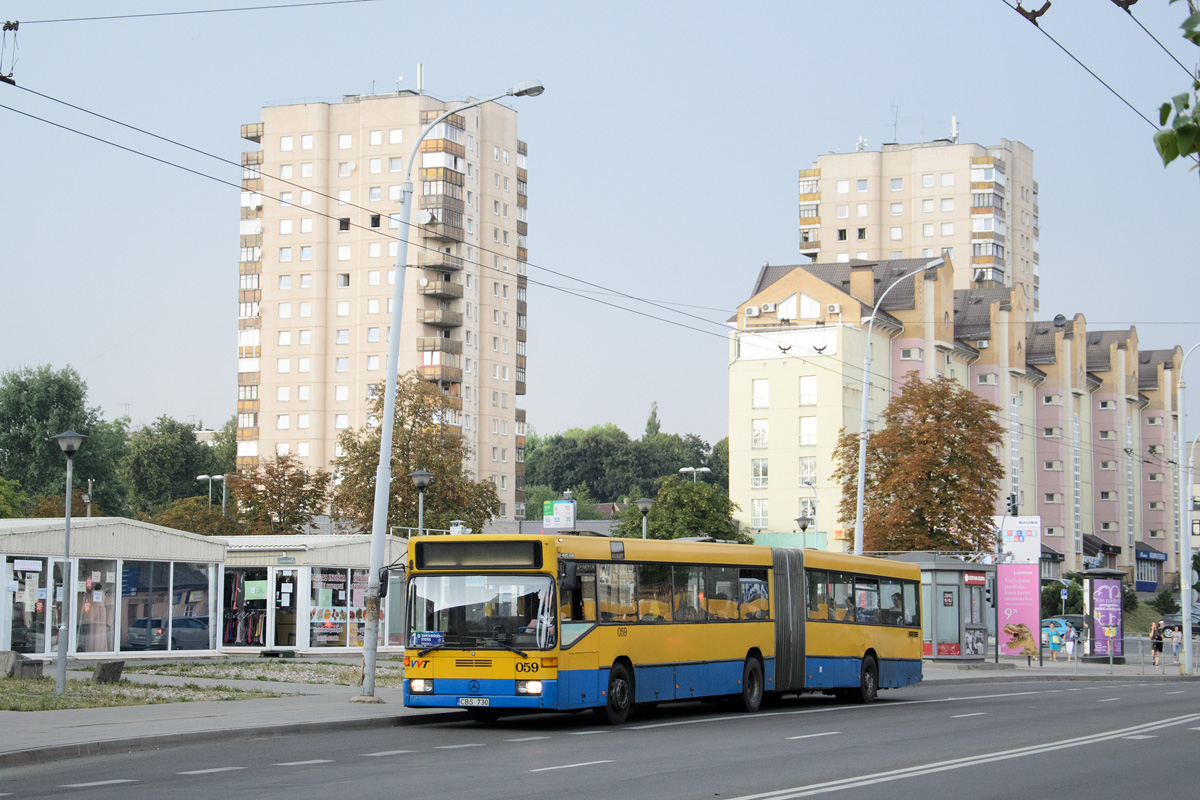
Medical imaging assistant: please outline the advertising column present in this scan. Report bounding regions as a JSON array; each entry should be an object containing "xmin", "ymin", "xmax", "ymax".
[
  {"xmin": 994, "ymin": 516, "xmax": 1042, "ymax": 659},
  {"xmin": 1082, "ymin": 570, "xmax": 1125, "ymax": 663}
]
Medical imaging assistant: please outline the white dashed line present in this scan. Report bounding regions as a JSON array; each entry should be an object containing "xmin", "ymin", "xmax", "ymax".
[
  {"xmin": 530, "ymin": 760, "xmax": 614, "ymax": 773},
  {"xmin": 1167, "ymin": 691, "xmax": 1185, "ymax": 695},
  {"xmin": 787, "ymin": 732, "xmax": 840, "ymax": 740},
  {"xmin": 438, "ymin": 743, "xmax": 485, "ymax": 749},
  {"xmin": 274, "ymin": 760, "xmax": 334, "ymax": 766},
  {"xmin": 1098, "ymin": 698, "xmax": 1121, "ymax": 703},
  {"xmin": 507, "ymin": 736, "xmax": 551, "ymax": 742},
  {"xmin": 178, "ymin": 767, "xmax": 247, "ymax": 775},
  {"xmin": 1123, "ymin": 735, "xmax": 1157, "ymax": 740},
  {"xmin": 361, "ymin": 750, "xmax": 414, "ymax": 757},
  {"xmin": 952, "ymin": 713, "xmax": 987, "ymax": 718},
  {"xmin": 568, "ymin": 730, "xmax": 607, "ymax": 735},
  {"xmin": 61, "ymin": 780, "xmax": 137, "ymax": 788}
]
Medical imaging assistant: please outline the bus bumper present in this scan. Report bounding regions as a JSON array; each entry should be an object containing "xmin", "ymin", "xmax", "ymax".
[{"xmin": 405, "ymin": 678, "xmax": 560, "ymax": 709}]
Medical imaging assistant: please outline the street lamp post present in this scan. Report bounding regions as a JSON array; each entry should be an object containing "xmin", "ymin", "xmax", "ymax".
[
  {"xmin": 195, "ymin": 474, "xmax": 222, "ymax": 508},
  {"xmin": 1176, "ymin": 341, "xmax": 1199, "ymax": 675},
  {"xmin": 852, "ymin": 259, "xmax": 943, "ymax": 556},
  {"xmin": 636, "ymin": 498, "xmax": 655, "ymax": 539},
  {"xmin": 51, "ymin": 430, "xmax": 86, "ymax": 696},
  {"xmin": 800, "ymin": 478, "xmax": 818, "ymax": 549},
  {"xmin": 358, "ymin": 78, "xmax": 544, "ymax": 703},
  {"xmin": 219, "ymin": 475, "xmax": 228, "ymax": 517},
  {"xmin": 795, "ymin": 516, "xmax": 813, "ymax": 549},
  {"xmin": 679, "ymin": 466, "xmax": 710, "ymax": 483},
  {"xmin": 408, "ymin": 470, "xmax": 434, "ymax": 537}
]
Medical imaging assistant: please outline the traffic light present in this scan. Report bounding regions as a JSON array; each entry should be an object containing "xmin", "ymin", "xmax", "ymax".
[
  {"xmin": 1007, "ymin": 493, "xmax": 1018, "ymax": 516},
  {"xmin": 985, "ymin": 581, "xmax": 995, "ymax": 608}
]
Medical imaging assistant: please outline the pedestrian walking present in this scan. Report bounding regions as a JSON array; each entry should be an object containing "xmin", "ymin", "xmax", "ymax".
[
  {"xmin": 1063, "ymin": 623, "xmax": 1076, "ymax": 663},
  {"xmin": 1049, "ymin": 626, "xmax": 1062, "ymax": 661},
  {"xmin": 1171, "ymin": 626, "xmax": 1183, "ymax": 664},
  {"xmin": 1151, "ymin": 621, "xmax": 1164, "ymax": 667}
]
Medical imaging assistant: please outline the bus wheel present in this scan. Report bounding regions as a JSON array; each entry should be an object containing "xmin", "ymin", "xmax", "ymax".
[
  {"xmin": 855, "ymin": 656, "xmax": 878, "ymax": 704},
  {"xmin": 594, "ymin": 662, "xmax": 632, "ymax": 725},
  {"xmin": 466, "ymin": 708, "xmax": 501, "ymax": 723},
  {"xmin": 734, "ymin": 657, "xmax": 764, "ymax": 713}
]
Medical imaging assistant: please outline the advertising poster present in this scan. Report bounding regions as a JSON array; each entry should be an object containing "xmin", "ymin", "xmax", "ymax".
[
  {"xmin": 997, "ymin": 564, "xmax": 1041, "ymax": 657},
  {"xmin": 993, "ymin": 516, "xmax": 1042, "ymax": 565},
  {"xmin": 1086, "ymin": 578, "xmax": 1124, "ymax": 656}
]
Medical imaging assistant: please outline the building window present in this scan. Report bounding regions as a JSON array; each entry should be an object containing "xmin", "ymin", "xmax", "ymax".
[
  {"xmin": 856, "ymin": 203, "xmax": 868, "ymax": 217},
  {"xmin": 977, "ymin": 373, "xmax": 997, "ymax": 385},
  {"xmin": 940, "ymin": 222, "xmax": 954, "ymax": 236},
  {"xmin": 367, "ymin": 355, "xmax": 379, "ymax": 371},
  {"xmin": 299, "ymin": 302, "xmax": 311, "ymax": 318},
  {"xmin": 799, "ymin": 375, "xmax": 817, "ymax": 405},
  {"xmin": 1099, "ymin": 430, "xmax": 1116, "ymax": 440},
  {"xmin": 1045, "ymin": 493, "xmax": 1063, "ymax": 504},
  {"xmin": 941, "ymin": 198, "xmax": 954, "ymax": 212},
  {"xmin": 1099, "ymin": 400, "xmax": 1115, "ymax": 410},
  {"xmin": 856, "ymin": 179, "xmax": 868, "ymax": 192},
  {"xmin": 276, "ymin": 415, "xmax": 290, "ymax": 430},
  {"xmin": 279, "ymin": 275, "xmax": 292, "ymax": 290},
  {"xmin": 335, "ymin": 358, "xmax": 349, "ymax": 372},
  {"xmin": 1149, "ymin": 501, "xmax": 1166, "ymax": 511},
  {"xmin": 900, "ymin": 348, "xmax": 923, "ymax": 360},
  {"xmin": 836, "ymin": 204, "xmax": 849, "ymax": 218},
  {"xmin": 837, "ymin": 229, "xmax": 848, "ymax": 241},
  {"xmin": 751, "ymin": 419, "xmax": 768, "ymax": 448},
  {"xmin": 836, "ymin": 180, "xmax": 849, "ymax": 194},
  {"xmin": 335, "ymin": 414, "xmax": 349, "ymax": 429},
  {"xmin": 1100, "ymin": 491, "xmax": 1116, "ymax": 501},
  {"xmin": 750, "ymin": 499, "xmax": 768, "ymax": 529},
  {"xmin": 297, "ymin": 357, "xmax": 310, "ymax": 373},
  {"xmin": 1043, "ymin": 394, "xmax": 1062, "ymax": 405},
  {"xmin": 922, "ymin": 174, "xmax": 933, "ymax": 187},
  {"xmin": 1044, "ymin": 427, "xmax": 1062, "ymax": 438},
  {"xmin": 857, "ymin": 228, "xmax": 867, "ymax": 240},
  {"xmin": 1148, "ymin": 472, "xmax": 1163, "ymax": 482},
  {"xmin": 799, "ymin": 416, "xmax": 817, "ymax": 446},
  {"xmin": 1099, "ymin": 460, "xmax": 1116, "ymax": 470},
  {"xmin": 1044, "ymin": 460, "xmax": 1063, "ymax": 471},
  {"xmin": 890, "ymin": 202, "xmax": 903, "ymax": 216},
  {"xmin": 890, "ymin": 227, "xmax": 902, "ymax": 241},
  {"xmin": 940, "ymin": 172, "xmax": 954, "ymax": 186},
  {"xmin": 751, "ymin": 379, "xmax": 769, "ymax": 408},
  {"xmin": 891, "ymin": 178, "xmax": 903, "ymax": 191},
  {"xmin": 751, "ymin": 459, "xmax": 769, "ymax": 488},
  {"xmin": 1147, "ymin": 416, "xmax": 1163, "ymax": 426},
  {"xmin": 799, "ymin": 457, "xmax": 816, "ymax": 484}
]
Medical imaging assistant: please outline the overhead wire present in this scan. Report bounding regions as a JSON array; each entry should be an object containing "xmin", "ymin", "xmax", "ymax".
[
  {"xmin": 1112, "ymin": 0, "xmax": 1197, "ymax": 79},
  {"xmin": 17, "ymin": 0, "xmax": 383, "ymax": 25}
]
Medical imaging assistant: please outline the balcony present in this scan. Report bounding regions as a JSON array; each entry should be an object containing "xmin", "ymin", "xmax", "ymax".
[
  {"xmin": 241, "ymin": 177, "xmax": 263, "ymax": 192},
  {"xmin": 798, "ymin": 235, "xmax": 820, "ymax": 251},
  {"xmin": 238, "ymin": 288, "xmax": 261, "ymax": 303},
  {"xmin": 419, "ymin": 280, "xmax": 463, "ymax": 299},
  {"xmin": 240, "ymin": 122, "xmax": 263, "ymax": 143},
  {"xmin": 970, "ymin": 255, "xmax": 1006, "ymax": 267},
  {"xmin": 516, "ymin": 220, "xmax": 528, "ymax": 237},
  {"xmin": 970, "ymin": 231, "xmax": 1005, "ymax": 244},
  {"xmin": 418, "ymin": 337, "xmax": 463, "ymax": 354},
  {"xmin": 418, "ymin": 308, "xmax": 463, "ymax": 327},
  {"xmin": 515, "ymin": 380, "xmax": 526, "ymax": 396},
  {"xmin": 421, "ymin": 110, "xmax": 465, "ymax": 128},
  {"xmin": 517, "ymin": 247, "xmax": 528, "ymax": 262},
  {"xmin": 240, "ymin": 206, "xmax": 261, "ymax": 221},
  {"xmin": 420, "ymin": 138, "xmax": 465, "ymax": 158},
  {"xmin": 422, "ymin": 222, "xmax": 464, "ymax": 242},
  {"xmin": 419, "ymin": 252, "xmax": 464, "ymax": 271},
  {"xmin": 419, "ymin": 365, "xmax": 464, "ymax": 383},
  {"xmin": 419, "ymin": 193, "xmax": 464, "ymax": 214},
  {"xmin": 239, "ymin": 234, "xmax": 262, "ymax": 248},
  {"xmin": 241, "ymin": 151, "xmax": 263, "ymax": 166}
]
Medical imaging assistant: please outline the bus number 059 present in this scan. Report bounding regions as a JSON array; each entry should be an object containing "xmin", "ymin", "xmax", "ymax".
[{"xmin": 515, "ymin": 661, "xmax": 539, "ymax": 673}]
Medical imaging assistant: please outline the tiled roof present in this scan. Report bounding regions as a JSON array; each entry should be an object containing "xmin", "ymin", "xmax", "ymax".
[
  {"xmin": 1085, "ymin": 329, "xmax": 1132, "ymax": 372},
  {"xmin": 953, "ymin": 287, "xmax": 1012, "ymax": 341},
  {"xmin": 751, "ymin": 258, "xmax": 941, "ymax": 313},
  {"xmin": 1137, "ymin": 349, "xmax": 1176, "ymax": 390},
  {"xmin": 1025, "ymin": 321, "xmax": 1060, "ymax": 365}
]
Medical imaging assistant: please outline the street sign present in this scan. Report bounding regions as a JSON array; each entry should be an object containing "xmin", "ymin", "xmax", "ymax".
[{"xmin": 1060, "ymin": 588, "xmax": 1068, "ymax": 600}]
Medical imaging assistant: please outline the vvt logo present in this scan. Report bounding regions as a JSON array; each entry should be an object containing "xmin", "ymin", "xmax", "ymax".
[{"xmin": 468, "ymin": 680, "xmax": 481, "ymax": 694}]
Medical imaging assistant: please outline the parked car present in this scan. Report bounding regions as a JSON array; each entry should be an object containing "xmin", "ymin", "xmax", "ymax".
[
  {"xmin": 125, "ymin": 616, "xmax": 210, "ymax": 650},
  {"xmin": 1157, "ymin": 612, "xmax": 1200, "ymax": 632},
  {"xmin": 1048, "ymin": 614, "xmax": 1089, "ymax": 634}
]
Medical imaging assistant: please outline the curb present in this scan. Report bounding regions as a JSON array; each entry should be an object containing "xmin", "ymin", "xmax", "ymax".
[{"xmin": 0, "ymin": 708, "xmax": 468, "ymax": 769}]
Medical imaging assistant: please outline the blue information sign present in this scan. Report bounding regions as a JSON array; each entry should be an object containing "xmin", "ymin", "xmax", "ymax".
[{"xmin": 410, "ymin": 631, "xmax": 445, "ymax": 648}]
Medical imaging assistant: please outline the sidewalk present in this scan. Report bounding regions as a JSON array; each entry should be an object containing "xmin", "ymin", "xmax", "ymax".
[{"xmin": 2, "ymin": 656, "xmax": 1195, "ymax": 768}]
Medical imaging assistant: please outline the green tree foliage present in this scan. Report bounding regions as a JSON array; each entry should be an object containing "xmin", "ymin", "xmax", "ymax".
[
  {"xmin": 1155, "ymin": 1, "xmax": 1200, "ymax": 167},
  {"xmin": 611, "ymin": 475, "xmax": 744, "ymax": 541},
  {"xmin": 1041, "ymin": 580, "xmax": 1084, "ymax": 620},
  {"xmin": 207, "ymin": 416, "xmax": 238, "ymax": 477},
  {"xmin": 1121, "ymin": 581, "xmax": 1140, "ymax": 613},
  {"xmin": 0, "ymin": 364, "xmax": 130, "ymax": 514},
  {"xmin": 121, "ymin": 416, "xmax": 223, "ymax": 514},
  {"xmin": 24, "ymin": 484, "xmax": 103, "ymax": 518},
  {"xmin": 142, "ymin": 496, "xmax": 241, "ymax": 537},
  {"xmin": 332, "ymin": 372, "xmax": 499, "ymax": 535},
  {"xmin": 831, "ymin": 374, "xmax": 1004, "ymax": 551},
  {"xmin": 0, "ymin": 476, "xmax": 30, "ymax": 518},
  {"xmin": 644, "ymin": 402, "xmax": 661, "ymax": 437},
  {"xmin": 228, "ymin": 453, "xmax": 329, "ymax": 535},
  {"xmin": 708, "ymin": 437, "xmax": 730, "ymax": 492},
  {"xmin": 1150, "ymin": 588, "xmax": 1181, "ymax": 615}
]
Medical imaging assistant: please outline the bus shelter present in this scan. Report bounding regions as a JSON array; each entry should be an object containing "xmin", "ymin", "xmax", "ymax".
[
  {"xmin": 2, "ymin": 518, "xmax": 225, "ymax": 659},
  {"xmin": 217, "ymin": 535, "xmax": 407, "ymax": 653},
  {"xmin": 888, "ymin": 552, "xmax": 993, "ymax": 661}
]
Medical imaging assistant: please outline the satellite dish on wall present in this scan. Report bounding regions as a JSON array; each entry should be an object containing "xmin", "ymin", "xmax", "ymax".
[
  {"xmin": 416, "ymin": 210, "xmax": 434, "ymax": 225},
  {"xmin": 418, "ymin": 277, "xmax": 429, "ymax": 287}
]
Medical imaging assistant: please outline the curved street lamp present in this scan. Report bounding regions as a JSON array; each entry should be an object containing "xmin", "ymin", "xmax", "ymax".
[
  {"xmin": 679, "ymin": 466, "xmax": 710, "ymax": 483},
  {"xmin": 636, "ymin": 497, "xmax": 655, "ymax": 539},
  {"xmin": 852, "ymin": 259, "xmax": 942, "ymax": 556},
  {"xmin": 51, "ymin": 430, "xmax": 87, "ymax": 696},
  {"xmin": 360, "ymin": 81, "xmax": 545, "ymax": 700}
]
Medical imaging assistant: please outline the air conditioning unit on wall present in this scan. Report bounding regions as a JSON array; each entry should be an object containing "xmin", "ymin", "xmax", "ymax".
[
  {"xmin": 761, "ymin": 302, "xmax": 776, "ymax": 313},
  {"xmin": 827, "ymin": 303, "xmax": 841, "ymax": 315},
  {"xmin": 745, "ymin": 306, "xmax": 761, "ymax": 317}
]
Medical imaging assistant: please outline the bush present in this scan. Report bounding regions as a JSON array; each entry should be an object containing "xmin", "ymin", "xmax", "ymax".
[
  {"xmin": 1149, "ymin": 588, "xmax": 1180, "ymax": 615},
  {"xmin": 1121, "ymin": 582, "xmax": 1140, "ymax": 613}
]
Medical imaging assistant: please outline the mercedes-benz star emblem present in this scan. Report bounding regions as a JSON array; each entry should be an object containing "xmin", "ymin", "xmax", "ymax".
[{"xmin": 468, "ymin": 680, "xmax": 481, "ymax": 694}]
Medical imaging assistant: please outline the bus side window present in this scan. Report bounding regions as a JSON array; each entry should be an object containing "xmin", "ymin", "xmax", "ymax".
[
  {"xmin": 637, "ymin": 564, "xmax": 673, "ymax": 622},
  {"xmin": 739, "ymin": 569, "xmax": 768, "ymax": 620},
  {"xmin": 880, "ymin": 578, "xmax": 905, "ymax": 625},
  {"xmin": 902, "ymin": 581, "xmax": 919, "ymax": 627},
  {"xmin": 830, "ymin": 572, "xmax": 854, "ymax": 621},
  {"xmin": 855, "ymin": 578, "xmax": 880, "ymax": 625},
  {"xmin": 673, "ymin": 566, "xmax": 706, "ymax": 621},
  {"xmin": 706, "ymin": 567, "xmax": 739, "ymax": 620},
  {"xmin": 806, "ymin": 569, "xmax": 827, "ymax": 621}
]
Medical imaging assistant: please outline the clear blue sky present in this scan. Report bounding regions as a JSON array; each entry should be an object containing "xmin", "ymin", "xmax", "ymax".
[{"xmin": 1, "ymin": 0, "xmax": 1196, "ymax": 448}]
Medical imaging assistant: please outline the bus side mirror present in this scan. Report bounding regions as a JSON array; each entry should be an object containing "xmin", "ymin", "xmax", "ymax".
[
  {"xmin": 378, "ymin": 567, "xmax": 390, "ymax": 598},
  {"xmin": 561, "ymin": 560, "xmax": 578, "ymax": 592}
]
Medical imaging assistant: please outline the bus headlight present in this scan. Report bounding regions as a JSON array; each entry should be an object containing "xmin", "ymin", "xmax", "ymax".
[
  {"xmin": 516, "ymin": 680, "xmax": 542, "ymax": 695},
  {"xmin": 409, "ymin": 679, "xmax": 433, "ymax": 693}
]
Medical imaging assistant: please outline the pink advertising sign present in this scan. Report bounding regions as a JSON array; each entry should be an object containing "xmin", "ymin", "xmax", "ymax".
[{"xmin": 997, "ymin": 564, "xmax": 1041, "ymax": 657}]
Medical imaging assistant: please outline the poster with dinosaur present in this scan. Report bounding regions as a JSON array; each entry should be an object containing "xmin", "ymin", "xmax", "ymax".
[{"xmin": 998, "ymin": 564, "xmax": 1040, "ymax": 657}]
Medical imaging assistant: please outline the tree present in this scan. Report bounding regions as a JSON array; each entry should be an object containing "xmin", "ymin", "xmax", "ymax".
[
  {"xmin": 831, "ymin": 374, "xmax": 1004, "ymax": 551},
  {"xmin": 0, "ymin": 476, "xmax": 29, "ymax": 518},
  {"xmin": 121, "ymin": 415, "xmax": 221, "ymax": 514},
  {"xmin": 1154, "ymin": 1, "xmax": 1200, "ymax": 167},
  {"xmin": 1041, "ymin": 580, "xmax": 1083, "ymax": 620},
  {"xmin": 229, "ymin": 453, "xmax": 329, "ymax": 535},
  {"xmin": 332, "ymin": 372, "xmax": 499, "ymax": 535},
  {"xmin": 24, "ymin": 484, "xmax": 103, "ymax": 518},
  {"xmin": 611, "ymin": 475, "xmax": 744, "ymax": 541},
  {"xmin": 206, "ymin": 415, "xmax": 238, "ymax": 478},
  {"xmin": 708, "ymin": 437, "xmax": 730, "ymax": 492},
  {"xmin": 142, "ymin": 496, "xmax": 241, "ymax": 537},
  {"xmin": 1150, "ymin": 588, "xmax": 1181, "ymax": 616},
  {"xmin": 0, "ymin": 364, "xmax": 129, "ymax": 514},
  {"xmin": 644, "ymin": 402, "xmax": 661, "ymax": 437}
]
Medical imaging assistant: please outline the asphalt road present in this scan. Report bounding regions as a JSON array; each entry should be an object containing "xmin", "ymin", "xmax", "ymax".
[{"xmin": 3, "ymin": 679, "xmax": 1197, "ymax": 800}]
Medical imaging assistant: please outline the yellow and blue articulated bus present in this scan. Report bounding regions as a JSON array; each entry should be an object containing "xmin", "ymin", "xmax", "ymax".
[{"xmin": 402, "ymin": 534, "xmax": 921, "ymax": 723}]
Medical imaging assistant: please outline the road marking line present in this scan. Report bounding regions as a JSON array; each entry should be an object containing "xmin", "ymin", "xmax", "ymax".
[
  {"xmin": 1123, "ymin": 735, "xmax": 1157, "ymax": 740},
  {"xmin": 274, "ymin": 760, "xmax": 333, "ymax": 766},
  {"xmin": 1098, "ymin": 698, "xmax": 1121, "ymax": 703},
  {"xmin": 61, "ymin": 780, "xmax": 137, "ymax": 788},
  {"xmin": 952, "ymin": 713, "xmax": 987, "ymax": 718},
  {"xmin": 787, "ymin": 732, "xmax": 840, "ymax": 740},
  {"xmin": 507, "ymin": 736, "xmax": 550, "ymax": 742},
  {"xmin": 361, "ymin": 750, "xmax": 414, "ymax": 757},
  {"xmin": 178, "ymin": 767, "xmax": 247, "ymax": 775},
  {"xmin": 1167, "ymin": 691, "xmax": 1185, "ymax": 695},
  {"xmin": 722, "ymin": 713, "xmax": 1200, "ymax": 800},
  {"xmin": 438, "ymin": 743, "xmax": 484, "ymax": 749},
  {"xmin": 530, "ymin": 760, "xmax": 614, "ymax": 773},
  {"xmin": 568, "ymin": 730, "xmax": 606, "ymax": 735}
]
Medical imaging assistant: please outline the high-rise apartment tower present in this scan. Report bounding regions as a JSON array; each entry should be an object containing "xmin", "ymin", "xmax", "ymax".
[{"xmin": 236, "ymin": 91, "xmax": 529, "ymax": 520}]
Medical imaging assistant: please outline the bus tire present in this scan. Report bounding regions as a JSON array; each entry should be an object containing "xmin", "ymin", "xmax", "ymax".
[
  {"xmin": 594, "ymin": 662, "xmax": 632, "ymax": 725},
  {"xmin": 734, "ymin": 657, "xmax": 764, "ymax": 713},
  {"xmin": 855, "ymin": 656, "xmax": 878, "ymax": 704}
]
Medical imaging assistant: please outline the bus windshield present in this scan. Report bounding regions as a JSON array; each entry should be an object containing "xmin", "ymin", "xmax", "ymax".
[{"xmin": 407, "ymin": 574, "xmax": 557, "ymax": 651}]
